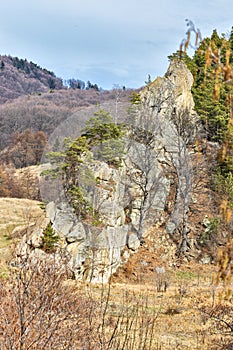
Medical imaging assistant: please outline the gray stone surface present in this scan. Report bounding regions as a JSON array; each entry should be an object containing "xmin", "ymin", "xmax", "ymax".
[
  {"xmin": 25, "ymin": 60, "xmax": 197, "ymax": 283},
  {"xmin": 127, "ymin": 233, "xmax": 140, "ymax": 251},
  {"xmin": 66, "ymin": 222, "xmax": 86, "ymax": 243},
  {"xmin": 52, "ymin": 202, "xmax": 77, "ymax": 236}
]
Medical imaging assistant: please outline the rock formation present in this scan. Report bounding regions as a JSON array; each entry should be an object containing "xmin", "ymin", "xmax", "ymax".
[{"xmin": 22, "ymin": 60, "xmax": 198, "ymax": 283}]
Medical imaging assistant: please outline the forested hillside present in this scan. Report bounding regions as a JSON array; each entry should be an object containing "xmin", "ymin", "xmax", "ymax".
[
  {"xmin": 0, "ymin": 57, "xmax": 133, "ymax": 199},
  {"xmin": 0, "ymin": 55, "xmax": 64, "ymax": 102},
  {"xmin": 0, "ymin": 54, "xmax": 133, "ymax": 162}
]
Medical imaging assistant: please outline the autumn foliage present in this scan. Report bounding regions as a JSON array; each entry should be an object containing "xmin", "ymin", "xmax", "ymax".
[{"xmin": 1, "ymin": 129, "xmax": 47, "ymax": 168}]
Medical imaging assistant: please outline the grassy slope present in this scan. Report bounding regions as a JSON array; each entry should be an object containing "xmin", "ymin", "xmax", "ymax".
[
  {"xmin": 0, "ymin": 198, "xmax": 44, "ymax": 265},
  {"xmin": 81, "ymin": 262, "xmax": 223, "ymax": 349}
]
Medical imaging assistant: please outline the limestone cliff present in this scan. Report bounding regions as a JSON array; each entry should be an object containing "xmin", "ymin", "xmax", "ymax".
[
  {"xmin": 20, "ymin": 60, "xmax": 198, "ymax": 283},
  {"xmin": 138, "ymin": 60, "xmax": 198, "ymax": 250}
]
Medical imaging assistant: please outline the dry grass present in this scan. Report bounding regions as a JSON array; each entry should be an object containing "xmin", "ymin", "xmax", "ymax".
[
  {"xmin": 83, "ymin": 263, "xmax": 228, "ymax": 350},
  {"xmin": 0, "ymin": 197, "xmax": 44, "ymax": 268},
  {"xmin": 0, "ymin": 197, "xmax": 231, "ymax": 349}
]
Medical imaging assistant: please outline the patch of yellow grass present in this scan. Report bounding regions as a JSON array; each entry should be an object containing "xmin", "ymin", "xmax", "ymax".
[
  {"xmin": 0, "ymin": 197, "xmax": 44, "ymax": 262},
  {"xmin": 80, "ymin": 265, "xmax": 219, "ymax": 350}
]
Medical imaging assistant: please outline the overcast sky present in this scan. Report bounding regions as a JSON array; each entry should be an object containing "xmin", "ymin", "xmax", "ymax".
[{"xmin": 0, "ymin": 0, "xmax": 233, "ymax": 89}]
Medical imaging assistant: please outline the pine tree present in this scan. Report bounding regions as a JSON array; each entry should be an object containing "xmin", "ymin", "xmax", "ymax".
[
  {"xmin": 210, "ymin": 29, "xmax": 222, "ymax": 48},
  {"xmin": 42, "ymin": 222, "xmax": 59, "ymax": 253},
  {"xmin": 82, "ymin": 109, "xmax": 124, "ymax": 146},
  {"xmin": 190, "ymin": 31, "xmax": 231, "ymax": 142}
]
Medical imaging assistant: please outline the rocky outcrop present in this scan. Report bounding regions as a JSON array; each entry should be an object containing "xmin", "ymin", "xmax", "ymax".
[
  {"xmin": 141, "ymin": 60, "xmax": 195, "ymax": 115},
  {"xmin": 42, "ymin": 148, "xmax": 170, "ymax": 283},
  {"xmin": 138, "ymin": 60, "xmax": 198, "ymax": 245},
  {"xmin": 29, "ymin": 60, "xmax": 198, "ymax": 283}
]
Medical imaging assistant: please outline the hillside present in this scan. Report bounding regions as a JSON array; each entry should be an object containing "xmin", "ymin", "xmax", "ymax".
[
  {"xmin": 0, "ymin": 87, "xmax": 131, "ymax": 136},
  {"xmin": 0, "ymin": 55, "xmax": 64, "ymax": 103},
  {"xmin": 0, "ymin": 55, "xmax": 134, "ymax": 201},
  {"xmin": 0, "ymin": 55, "xmax": 134, "ymax": 164}
]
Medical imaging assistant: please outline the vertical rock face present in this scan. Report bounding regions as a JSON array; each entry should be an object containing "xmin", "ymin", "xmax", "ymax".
[
  {"xmin": 141, "ymin": 60, "xmax": 194, "ymax": 113},
  {"xmin": 35, "ymin": 61, "xmax": 197, "ymax": 283}
]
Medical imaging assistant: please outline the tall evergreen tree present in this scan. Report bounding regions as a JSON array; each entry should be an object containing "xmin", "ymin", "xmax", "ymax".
[{"xmin": 187, "ymin": 31, "xmax": 231, "ymax": 142}]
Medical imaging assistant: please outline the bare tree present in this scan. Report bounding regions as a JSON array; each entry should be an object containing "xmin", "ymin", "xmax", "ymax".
[
  {"xmin": 125, "ymin": 138, "xmax": 168, "ymax": 241},
  {"xmin": 126, "ymin": 77, "xmax": 198, "ymax": 252},
  {"xmin": 0, "ymin": 250, "xmax": 92, "ymax": 349},
  {"xmin": 112, "ymin": 84, "xmax": 123, "ymax": 123},
  {"xmin": 164, "ymin": 108, "xmax": 198, "ymax": 254},
  {"xmin": 125, "ymin": 102, "xmax": 169, "ymax": 241},
  {"xmin": 0, "ymin": 244, "xmax": 162, "ymax": 349}
]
